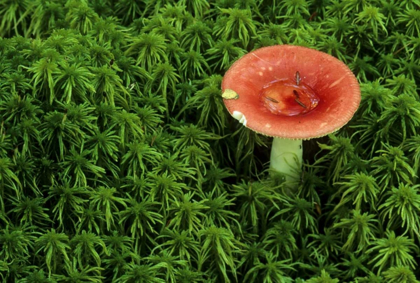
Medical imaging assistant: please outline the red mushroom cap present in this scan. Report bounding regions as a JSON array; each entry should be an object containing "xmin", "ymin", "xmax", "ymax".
[{"xmin": 222, "ymin": 45, "xmax": 361, "ymax": 140}]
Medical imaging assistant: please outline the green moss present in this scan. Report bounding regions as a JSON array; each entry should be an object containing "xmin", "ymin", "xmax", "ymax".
[{"xmin": 1, "ymin": 0, "xmax": 420, "ymax": 282}]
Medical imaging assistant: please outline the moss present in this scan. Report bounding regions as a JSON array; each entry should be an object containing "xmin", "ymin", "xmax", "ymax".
[{"xmin": 1, "ymin": 0, "xmax": 420, "ymax": 282}]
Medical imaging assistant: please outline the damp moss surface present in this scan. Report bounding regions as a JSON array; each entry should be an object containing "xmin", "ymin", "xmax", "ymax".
[{"xmin": 1, "ymin": 0, "xmax": 420, "ymax": 282}]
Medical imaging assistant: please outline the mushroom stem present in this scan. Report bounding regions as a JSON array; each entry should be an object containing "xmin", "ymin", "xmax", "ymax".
[{"xmin": 270, "ymin": 138, "xmax": 303, "ymax": 183}]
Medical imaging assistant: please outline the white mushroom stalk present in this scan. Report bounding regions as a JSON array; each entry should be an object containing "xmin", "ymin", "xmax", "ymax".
[
  {"xmin": 270, "ymin": 138, "xmax": 302, "ymax": 183},
  {"xmin": 229, "ymin": 110, "xmax": 302, "ymax": 183}
]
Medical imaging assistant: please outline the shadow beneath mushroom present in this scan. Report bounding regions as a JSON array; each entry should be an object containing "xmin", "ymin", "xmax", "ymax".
[{"xmin": 303, "ymin": 136, "xmax": 330, "ymax": 164}]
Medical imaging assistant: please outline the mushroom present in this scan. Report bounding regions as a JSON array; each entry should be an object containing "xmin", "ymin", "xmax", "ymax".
[{"xmin": 222, "ymin": 45, "xmax": 360, "ymax": 183}]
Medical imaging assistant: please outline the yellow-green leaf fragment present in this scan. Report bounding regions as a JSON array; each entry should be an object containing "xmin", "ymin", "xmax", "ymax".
[{"xmin": 222, "ymin": 89, "xmax": 239, "ymax": 100}]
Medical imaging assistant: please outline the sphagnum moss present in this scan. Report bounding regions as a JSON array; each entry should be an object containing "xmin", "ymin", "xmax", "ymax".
[{"xmin": 1, "ymin": 0, "xmax": 420, "ymax": 282}]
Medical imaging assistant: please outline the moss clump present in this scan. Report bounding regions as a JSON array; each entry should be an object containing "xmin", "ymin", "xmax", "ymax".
[{"xmin": 1, "ymin": 0, "xmax": 420, "ymax": 282}]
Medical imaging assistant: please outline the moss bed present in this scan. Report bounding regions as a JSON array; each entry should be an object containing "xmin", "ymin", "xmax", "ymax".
[{"xmin": 1, "ymin": 0, "xmax": 420, "ymax": 282}]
